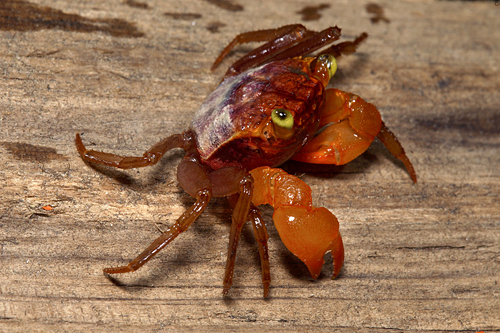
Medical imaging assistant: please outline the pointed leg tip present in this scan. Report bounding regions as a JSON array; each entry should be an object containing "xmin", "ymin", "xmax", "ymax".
[
  {"xmin": 75, "ymin": 133, "xmax": 82, "ymax": 145},
  {"xmin": 409, "ymin": 168, "xmax": 418, "ymax": 184},
  {"xmin": 401, "ymin": 158, "xmax": 418, "ymax": 183},
  {"xmin": 103, "ymin": 265, "xmax": 133, "ymax": 275},
  {"xmin": 263, "ymin": 284, "xmax": 270, "ymax": 298},
  {"xmin": 75, "ymin": 133, "xmax": 87, "ymax": 157}
]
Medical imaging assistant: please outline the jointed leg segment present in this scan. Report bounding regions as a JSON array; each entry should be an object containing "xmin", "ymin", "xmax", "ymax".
[
  {"xmin": 248, "ymin": 205, "xmax": 271, "ymax": 297},
  {"xmin": 103, "ymin": 188, "xmax": 212, "ymax": 274},
  {"xmin": 213, "ymin": 25, "xmax": 344, "ymax": 79},
  {"xmin": 77, "ymin": 130, "xmax": 269, "ymax": 295},
  {"xmin": 377, "ymin": 122, "xmax": 417, "ymax": 183},
  {"xmin": 321, "ymin": 32, "xmax": 368, "ymax": 58},
  {"xmin": 223, "ymin": 176, "xmax": 254, "ymax": 296},
  {"xmin": 227, "ymin": 195, "xmax": 271, "ymax": 297},
  {"xmin": 75, "ymin": 133, "xmax": 187, "ymax": 169},
  {"xmin": 211, "ymin": 24, "xmax": 312, "ymax": 72}
]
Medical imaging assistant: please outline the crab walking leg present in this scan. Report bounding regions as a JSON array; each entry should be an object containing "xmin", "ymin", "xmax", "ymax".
[
  {"xmin": 250, "ymin": 167, "xmax": 344, "ymax": 279},
  {"xmin": 321, "ymin": 32, "xmax": 368, "ymax": 58},
  {"xmin": 377, "ymin": 122, "xmax": 417, "ymax": 183},
  {"xmin": 217, "ymin": 26, "xmax": 342, "ymax": 79},
  {"xmin": 228, "ymin": 195, "xmax": 271, "ymax": 297},
  {"xmin": 264, "ymin": 27, "xmax": 341, "ymax": 64},
  {"xmin": 222, "ymin": 176, "xmax": 253, "ymax": 295},
  {"xmin": 211, "ymin": 24, "xmax": 311, "ymax": 71},
  {"xmin": 76, "ymin": 132, "xmax": 188, "ymax": 169},
  {"xmin": 248, "ymin": 206, "xmax": 271, "ymax": 297},
  {"xmin": 103, "ymin": 188, "xmax": 212, "ymax": 274}
]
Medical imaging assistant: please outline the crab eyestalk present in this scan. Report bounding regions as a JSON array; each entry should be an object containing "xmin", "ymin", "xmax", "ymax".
[{"xmin": 312, "ymin": 54, "xmax": 337, "ymax": 87}]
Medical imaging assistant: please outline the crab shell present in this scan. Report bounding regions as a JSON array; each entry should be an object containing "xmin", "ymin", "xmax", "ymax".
[{"xmin": 190, "ymin": 57, "xmax": 325, "ymax": 171}]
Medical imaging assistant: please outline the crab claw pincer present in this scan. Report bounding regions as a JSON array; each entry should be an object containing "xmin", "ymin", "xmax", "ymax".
[
  {"xmin": 250, "ymin": 166, "xmax": 344, "ymax": 279},
  {"xmin": 273, "ymin": 206, "xmax": 344, "ymax": 279}
]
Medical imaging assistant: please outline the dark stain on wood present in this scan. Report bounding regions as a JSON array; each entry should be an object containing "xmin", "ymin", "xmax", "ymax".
[
  {"xmin": 206, "ymin": 21, "xmax": 226, "ymax": 33},
  {"xmin": 397, "ymin": 245, "xmax": 466, "ymax": 250},
  {"xmin": 123, "ymin": 0, "xmax": 149, "ymax": 9},
  {"xmin": 366, "ymin": 3, "xmax": 390, "ymax": 23},
  {"xmin": 163, "ymin": 12, "xmax": 202, "ymax": 20},
  {"xmin": 1, "ymin": 142, "xmax": 66, "ymax": 163},
  {"xmin": 0, "ymin": 0, "xmax": 144, "ymax": 37},
  {"xmin": 296, "ymin": 4, "xmax": 330, "ymax": 21},
  {"xmin": 431, "ymin": 71, "xmax": 452, "ymax": 89},
  {"xmin": 26, "ymin": 49, "xmax": 60, "ymax": 58},
  {"xmin": 204, "ymin": 0, "xmax": 243, "ymax": 12},
  {"xmin": 415, "ymin": 112, "xmax": 500, "ymax": 136}
]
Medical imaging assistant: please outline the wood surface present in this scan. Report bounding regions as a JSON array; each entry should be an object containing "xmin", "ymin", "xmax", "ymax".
[{"xmin": 0, "ymin": 0, "xmax": 499, "ymax": 332}]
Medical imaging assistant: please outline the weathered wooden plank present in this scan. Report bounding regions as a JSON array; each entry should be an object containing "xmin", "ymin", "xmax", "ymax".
[{"xmin": 0, "ymin": 0, "xmax": 498, "ymax": 332}]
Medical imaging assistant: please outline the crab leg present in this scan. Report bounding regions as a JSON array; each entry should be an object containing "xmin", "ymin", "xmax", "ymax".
[
  {"xmin": 222, "ymin": 175, "xmax": 253, "ymax": 296},
  {"xmin": 248, "ymin": 206, "xmax": 271, "ymax": 297},
  {"xmin": 250, "ymin": 166, "xmax": 344, "ymax": 280},
  {"xmin": 211, "ymin": 24, "xmax": 311, "ymax": 72},
  {"xmin": 377, "ymin": 122, "xmax": 417, "ymax": 183},
  {"xmin": 292, "ymin": 88, "xmax": 417, "ymax": 182},
  {"xmin": 103, "ymin": 188, "xmax": 211, "ymax": 274},
  {"xmin": 264, "ymin": 26, "xmax": 341, "ymax": 63},
  {"xmin": 218, "ymin": 25, "xmax": 313, "ymax": 78},
  {"xmin": 75, "ymin": 132, "xmax": 191, "ymax": 169},
  {"xmin": 227, "ymin": 195, "xmax": 271, "ymax": 297},
  {"xmin": 101, "ymin": 156, "xmax": 213, "ymax": 275},
  {"xmin": 215, "ymin": 26, "xmax": 343, "ymax": 78},
  {"xmin": 320, "ymin": 32, "xmax": 368, "ymax": 58}
]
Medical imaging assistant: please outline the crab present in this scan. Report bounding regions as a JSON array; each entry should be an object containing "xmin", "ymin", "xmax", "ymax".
[{"xmin": 76, "ymin": 24, "xmax": 417, "ymax": 297}]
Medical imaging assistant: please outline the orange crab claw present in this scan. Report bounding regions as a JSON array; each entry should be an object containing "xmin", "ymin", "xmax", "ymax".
[
  {"xmin": 292, "ymin": 88, "xmax": 417, "ymax": 183},
  {"xmin": 250, "ymin": 166, "xmax": 344, "ymax": 279},
  {"xmin": 292, "ymin": 88, "xmax": 382, "ymax": 165},
  {"xmin": 273, "ymin": 206, "xmax": 344, "ymax": 279}
]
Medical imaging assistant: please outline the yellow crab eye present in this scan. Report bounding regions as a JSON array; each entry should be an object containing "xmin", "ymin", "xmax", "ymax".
[
  {"xmin": 271, "ymin": 108, "xmax": 294, "ymax": 130},
  {"xmin": 271, "ymin": 108, "xmax": 294, "ymax": 139},
  {"xmin": 317, "ymin": 54, "xmax": 337, "ymax": 79}
]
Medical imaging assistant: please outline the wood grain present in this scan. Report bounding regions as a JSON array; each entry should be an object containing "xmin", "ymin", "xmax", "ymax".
[{"xmin": 0, "ymin": 0, "xmax": 498, "ymax": 332}]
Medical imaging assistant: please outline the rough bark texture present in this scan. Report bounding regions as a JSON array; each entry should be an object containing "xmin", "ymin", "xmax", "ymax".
[{"xmin": 0, "ymin": 0, "xmax": 498, "ymax": 332}]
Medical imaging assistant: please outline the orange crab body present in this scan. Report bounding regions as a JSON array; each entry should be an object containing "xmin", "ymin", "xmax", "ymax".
[{"xmin": 75, "ymin": 24, "xmax": 416, "ymax": 297}]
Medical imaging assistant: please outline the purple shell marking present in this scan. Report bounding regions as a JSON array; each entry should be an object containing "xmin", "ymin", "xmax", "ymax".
[{"xmin": 190, "ymin": 66, "xmax": 264, "ymax": 160}]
